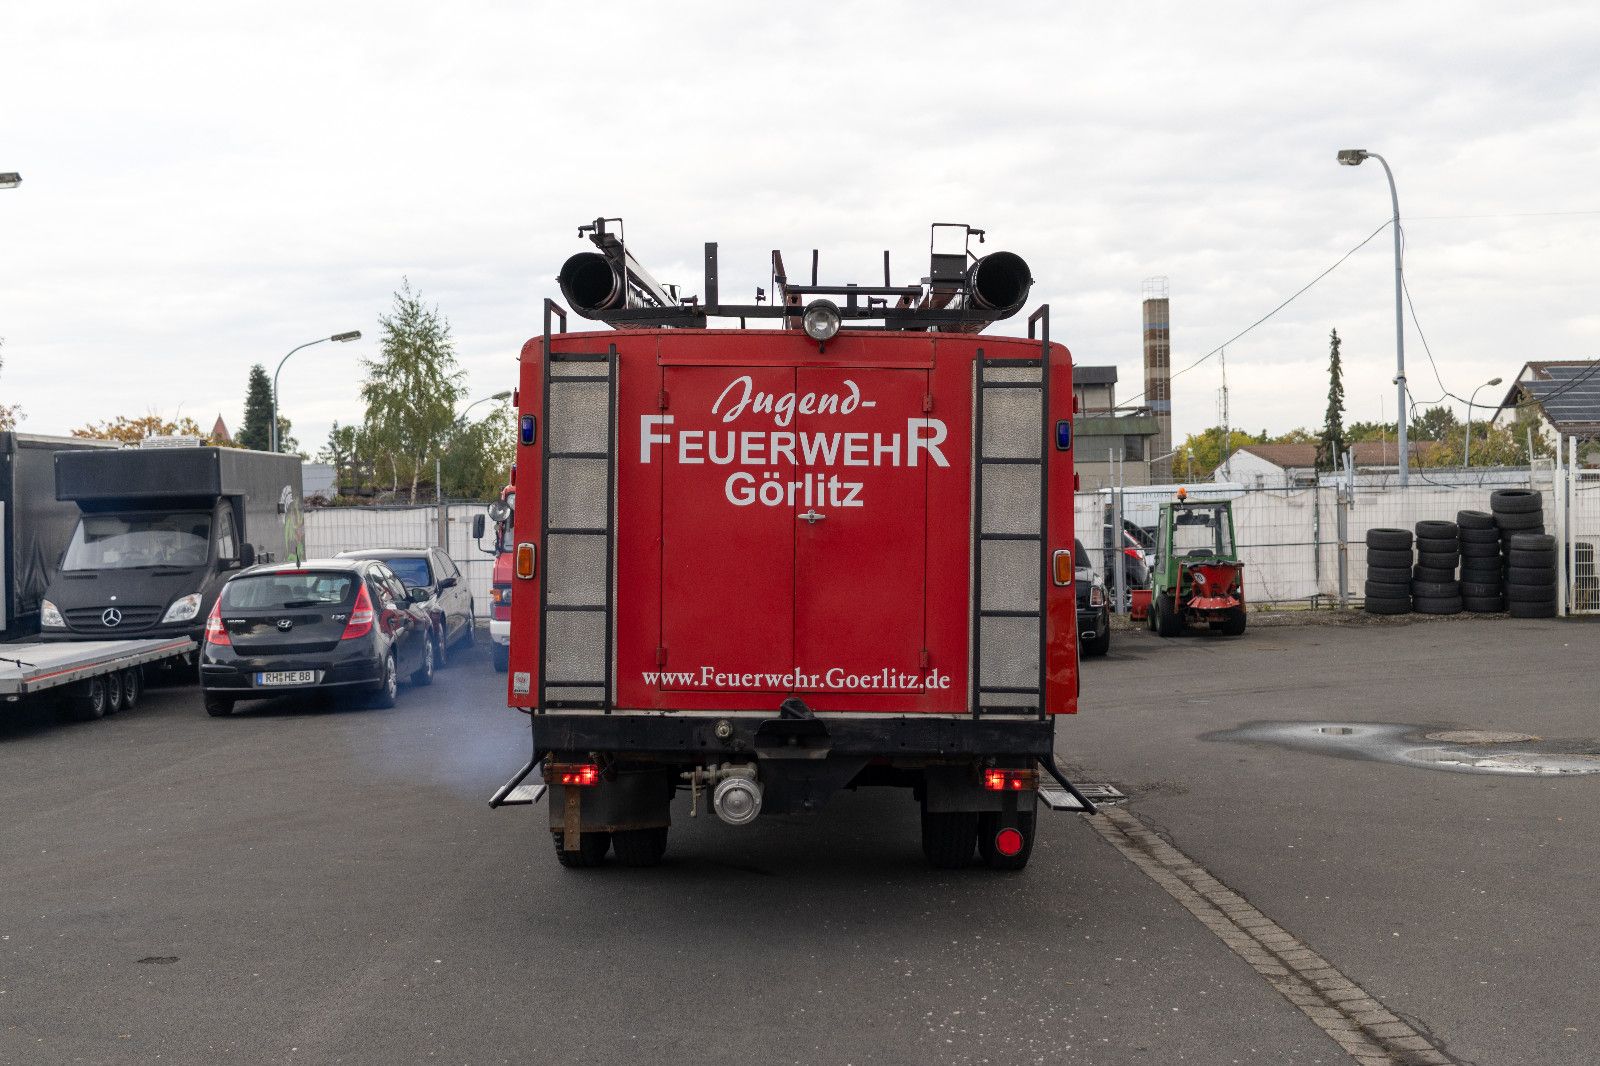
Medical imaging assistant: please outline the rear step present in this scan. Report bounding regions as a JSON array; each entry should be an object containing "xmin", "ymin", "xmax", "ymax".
[{"xmin": 1039, "ymin": 782, "xmax": 1125, "ymax": 811}]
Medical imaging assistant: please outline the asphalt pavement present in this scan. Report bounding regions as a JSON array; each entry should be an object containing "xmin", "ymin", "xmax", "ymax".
[{"xmin": 2, "ymin": 616, "xmax": 1596, "ymax": 1065}]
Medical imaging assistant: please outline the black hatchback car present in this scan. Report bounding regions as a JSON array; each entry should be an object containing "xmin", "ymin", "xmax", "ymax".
[
  {"xmin": 199, "ymin": 559, "xmax": 436, "ymax": 716},
  {"xmin": 336, "ymin": 547, "xmax": 475, "ymax": 667}
]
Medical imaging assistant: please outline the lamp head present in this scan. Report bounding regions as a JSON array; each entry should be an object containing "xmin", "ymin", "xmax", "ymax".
[
  {"xmin": 332, "ymin": 330, "xmax": 362, "ymax": 343},
  {"xmin": 1488, "ymin": 377, "xmax": 1503, "ymax": 387},
  {"xmin": 1336, "ymin": 149, "xmax": 1369, "ymax": 166}
]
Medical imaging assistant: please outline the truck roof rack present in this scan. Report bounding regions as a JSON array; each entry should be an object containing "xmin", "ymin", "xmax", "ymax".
[{"xmin": 555, "ymin": 217, "xmax": 1033, "ymax": 333}]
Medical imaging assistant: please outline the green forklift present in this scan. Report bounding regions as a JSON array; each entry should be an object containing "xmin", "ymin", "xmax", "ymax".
[{"xmin": 1147, "ymin": 492, "xmax": 1247, "ymax": 638}]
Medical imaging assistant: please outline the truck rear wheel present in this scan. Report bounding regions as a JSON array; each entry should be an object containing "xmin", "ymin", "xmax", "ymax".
[
  {"xmin": 978, "ymin": 810, "xmax": 1037, "ymax": 871},
  {"xmin": 1154, "ymin": 594, "xmax": 1183, "ymax": 638},
  {"xmin": 57, "ymin": 677, "xmax": 108, "ymax": 722},
  {"xmin": 1218, "ymin": 607, "xmax": 1247, "ymax": 636},
  {"xmin": 552, "ymin": 830, "xmax": 611, "ymax": 868},
  {"xmin": 120, "ymin": 668, "xmax": 142, "ymax": 710},
  {"xmin": 920, "ymin": 805, "xmax": 977, "ymax": 869},
  {"xmin": 613, "ymin": 827, "xmax": 669, "ymax": 868}
]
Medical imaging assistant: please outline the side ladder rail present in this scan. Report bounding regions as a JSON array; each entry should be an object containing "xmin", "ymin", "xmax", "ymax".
[
  {"xmin": 970, "ymin": 330, "xmax": 1050, "ymax": 718},
  {"xmin": 538, "ymin": 338, "xmax": 619, "ymax": 712}
]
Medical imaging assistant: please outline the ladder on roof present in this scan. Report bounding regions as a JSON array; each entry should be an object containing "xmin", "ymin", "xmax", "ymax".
[
  {"xmin": 970, "ymin": 306, "xmax": 1051, "ymax": 718},
  {"xmin": 537, "ymin": 299, "xmax": 617, "ymax": 711}
]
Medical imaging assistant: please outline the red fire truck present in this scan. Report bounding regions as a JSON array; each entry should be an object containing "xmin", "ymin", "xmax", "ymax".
[
  {"xmin": 490, "ymin": 219, "xmax": 1097, "ymax": 871},
  {"xmin": 482, "ymin": 485, "xmax": 515, "ymax": 673}
]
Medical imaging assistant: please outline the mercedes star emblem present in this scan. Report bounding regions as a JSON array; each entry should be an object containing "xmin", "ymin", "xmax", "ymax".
[{"xmin": 101, "ymin": 608, "xmax": 122, "ymax": 627}]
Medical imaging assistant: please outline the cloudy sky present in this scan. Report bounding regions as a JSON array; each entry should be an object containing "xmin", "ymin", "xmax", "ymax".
[{"xmin": 3, "ymin": 1, "xmax": 1598, "ymax": 454}]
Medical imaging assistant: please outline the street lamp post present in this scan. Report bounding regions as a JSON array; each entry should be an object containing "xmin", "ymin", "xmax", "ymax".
[
  {"xmin": 1338, "ymin": 148, "xmax": 1409, "ymax": 486},
  {"xmin": 0, "ymin": 173, "xmax": 21, "ymax": 190},
  {"xmin": 271, "ymin": 331, "xmax": 362, "ymax": 453},
  {"xmin": 456, "ymin": 390, "xmax": 513, "ymax": 423},
  {"xmin": 1464, "ymin": 377, "xmax": 1504, "ymax": 466}
]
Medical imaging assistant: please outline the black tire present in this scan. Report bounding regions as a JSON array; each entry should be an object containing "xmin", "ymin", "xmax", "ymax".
[
  {"xmin": 1411, "ymin": 580, "xmax": 1460, "ymax": 599},
  {"xmin": 552, "ymin": 830, "xmax": 612, "ymax": 868},
  {"xmin": 204, "ymin": 693, "xmax": 234, "ymax": 717},
  {"xmin": 1416, "ymin": 536, "xmax": 1459, "ymax": 556},
  {"xmin": 1366, "ymin": 528, "xmax": 1413, "ymax": 551},
  {"xmin": 1508, "ymin": 549, "xmax": 1556, "ymax": 570},
  {"xmin": 1508, "ymin": 533, "xmax": 1556, "ymax": 552},
  {"xmin": 1367, "ymin": 565, "xmax": 1412, "ymax": 585},
  {"xmin": 612, "ymin": 827, "xmax": 669, "ymax": 868},
  {"xmin": 1459, "ymin": 528, "xmax": 1502, "ymax": 545},
  {"xmin": 1365, "ymin": 580, "xmax": 1411, "ymax": 600},
  {"xmin": 1461, "ymin": 581, "xmax": 1504, "ymax": 598},
  {"xmin": 1413, "ymin": 596, "xmax": 1463, "ymax": 615},
  {"xmin": 120, "ymin": 667, "xmax": 142, "ymax": 710},
  {"xmin": 921, "ymin": 807, "xmax": 978, "ymax": 869},
  {"xmin": 977, "ymin": 810, "xmax": 1037, "ymax": 871},
  {"xmin": 1460, "ymin": 541, "xmax": 1502, "ymax": 558},
  {"xmin": 411, "ymin": 636, "xmax": 435, "ymax": 686},
  {"xmin": 368, "ymin": 652, "xmax": 399, "ymax": 709},
  {"xmin": 492, "ymin": 643, "xmax": 509, "ymax": 673},
  {"xmin": 1506, "ymin": 565, "xmax": 1556, "ymax": 587},
  {"xmin": 1457, "ymin": 510, "xmax": 1497, "ymax": 530},
  {"xmin": 462, "ymin": 605, "xmax": 476, "ymax": 647},
  {"xmin": 1416, "ymin": 548, "xmax": 1459, "ymax": 566},
  {"xmin": 104, "ymin": 670, "xmax": 124, "ymax": 715},
  {"xmin": 1364, "ymin": 597, "xmax": 1411, "ymax": 615},
  {"xmin": 1218, "ymin": 606, "xmax": 1247, "ymax": 636},
  {"xmin": 1461, "ymin": 558, "xmax": 1504, "ymax": 575},
  {"xmin": 1495, "ymin": 510, "xmax": 1543, "ymax": 531},
  {"xmin": 60, "ymin": 676, "xmax": 109, "ymax": 721},
  {"xmin": 433, "ymin": 626, "xmax": 449, "ymax": 669},
  {"xmin": 1367, "ymin": 548, "xmax": 1414, "ymax": 569},
  {"xmin": 1415, "ymin": 520, "xmax": 1458, "ymax": 540},
  {"xmin": 1507, "ymin": 584, "xmax": 1556, "ymax": 604},
  {"xmin": 1463, "ymin": 595, "xmax": 1506, "ymax": 613},
  {"xmin": 1412, "ymin": 565, "xmax": 1457, "ymax": 583},
  {"xmin": 1509, "ymin": 600, "xmax": 1557, "ymax": 619},
  {"xmin": 1490, "ymin": 488, "xmax": 1542, "ymax": 514},
  {"xmin": 1154, "ymin": 593, "xmax": 1182, "ymax": 637}
]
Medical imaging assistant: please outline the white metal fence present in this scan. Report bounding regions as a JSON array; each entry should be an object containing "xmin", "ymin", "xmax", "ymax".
[
  {"xmin": 1074, "ymin": 468, "xmax": 1580, "ymax": 610},
  {"xmin": 304, "ymin": 503, "xmax": 498, "ymax": 608},
  {"xmin": 1557, "ymin": 440, "xmax": 1600, "ymax": 615}
]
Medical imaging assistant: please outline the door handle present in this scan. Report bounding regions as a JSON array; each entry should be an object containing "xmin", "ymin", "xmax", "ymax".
[{"xmin": 799, "ymin": 510, "xmax": 826, "ymax": 524}]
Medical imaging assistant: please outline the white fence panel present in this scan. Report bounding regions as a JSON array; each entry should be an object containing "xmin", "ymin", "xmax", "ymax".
[{"xmin": 303, "ymin": 504, "xmax": 497, "ymax": 610}]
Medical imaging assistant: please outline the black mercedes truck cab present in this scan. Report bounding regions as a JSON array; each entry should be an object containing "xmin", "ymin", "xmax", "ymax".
[{"xmin": 38, "ymin": 446, "xmax": 304, "ymax": 644}]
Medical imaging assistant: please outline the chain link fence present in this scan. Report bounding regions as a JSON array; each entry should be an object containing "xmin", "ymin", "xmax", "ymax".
[{"xmin": 1076, "ymin": 468, "xmax": 1561, "ymax": 610}]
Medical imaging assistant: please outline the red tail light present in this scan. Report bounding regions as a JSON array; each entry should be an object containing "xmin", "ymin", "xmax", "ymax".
[
  {"xmin": 550, "ymin": 763, "xmax": 600, "ymax": 787},
  {"xmin": 341, "ymin": 583, "xmax": 375, "ymax": 640},
  {"xmin": 204, "ymin": 600, "xmax": 230, "ymax": 647},
  {"xmin": 994, "ymin": 827, "xmax": 1025, "ymax": 857},
  {"xmin": 983, "ymin": 768, "xmax": 1037, "ymax": 791}
]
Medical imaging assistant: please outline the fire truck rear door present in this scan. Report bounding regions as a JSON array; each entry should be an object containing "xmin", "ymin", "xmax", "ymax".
[
  {"xmin": 793, "ymin": 367, "xmax": 927, "ymax": 689},
  {"xmin": 659, "ymin": 365, "xmax": 795, "ymax": 689}
]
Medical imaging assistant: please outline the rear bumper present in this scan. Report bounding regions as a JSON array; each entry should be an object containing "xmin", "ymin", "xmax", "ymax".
[
  {"xmin": 200, "ymin": 647, "xmax": 383, "ymax": 699},
  {"xmin": 533, "ymin": 712, "xmax": 1055, "ymax": 760},
  {"xmin": 1076, "ymin": 606, "xmax": 1107, "ymax": 639}
]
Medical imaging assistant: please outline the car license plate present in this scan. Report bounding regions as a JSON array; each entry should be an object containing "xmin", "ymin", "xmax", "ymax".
[{"xmin": 257, "ymin": 670, "xmax": 317, "ymax": 687}]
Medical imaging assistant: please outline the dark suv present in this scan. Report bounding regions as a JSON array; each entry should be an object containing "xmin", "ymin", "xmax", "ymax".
[
  {"xmin": 1074, "ymin": 538, "xmax": 1111, "ymax": 657},
  {"xmin": 199, "ymin": 559, "xmax": 436, "ymax": 716},
  {"xmin": 336, "ymin": 547, "xmax": 475, "ymax": 667}
]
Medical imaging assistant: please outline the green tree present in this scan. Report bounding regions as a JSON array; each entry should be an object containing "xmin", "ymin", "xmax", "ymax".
[
  {"xmin": 1320, "ymin": 328, "xmax": 1345, "ymax": 469},
  {"xmin": 440, "ymin": 403, "xmax": 516, "ymax": 499},
  {"xmin": 1346, "ymin": 419, "xmax": 1396, "ymax": 443},
  {"xmin": 360, "ymin": 279, "xmax": 466, "ymax": 502},
  {"xmin": 1408, "ymin": 404, "xmax": 1460, "ymax": 442},
  {"xmin": 317, "ymin": 421, "xmax": 363, "ymax": 491},
  {"xmin": 1175, "ymin": 426, "xmax": 1268, "ymax": 479},
  {"xmin": 73, "ymin": 413, "xmax": 219, "ymax": 444},
  {"xmin": 238, "ymin": 364, "xmax": 274, "ymax": 450}
]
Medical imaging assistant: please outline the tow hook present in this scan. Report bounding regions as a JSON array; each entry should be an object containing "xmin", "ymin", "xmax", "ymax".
[{"xmin": 681, "ymin": 763, "xmax": 763, "ymax": 825}]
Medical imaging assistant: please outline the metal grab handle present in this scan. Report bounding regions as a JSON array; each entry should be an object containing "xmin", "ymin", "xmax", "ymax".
[{"xmin": 799, "ymin": 510, "xmax": 826, "ymax": 524}]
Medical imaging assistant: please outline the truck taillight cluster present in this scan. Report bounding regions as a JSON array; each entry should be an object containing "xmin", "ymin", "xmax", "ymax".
[
  {"xmin": 983, "ymin": 768, "xmax": 1037, "ymax": 791},
  {"xmin": 548, "ymin": 762, "xmax": 601, "ymax": 787}
]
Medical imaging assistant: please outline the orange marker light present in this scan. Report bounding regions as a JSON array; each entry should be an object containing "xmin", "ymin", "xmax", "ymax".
[
  {"xmin": 1052, "ymin": 549, "xmax": 1073, "ymax": 586},
  {"xmin": 515, "ymin": 541, "xmax": 536, "ymax": 579}
]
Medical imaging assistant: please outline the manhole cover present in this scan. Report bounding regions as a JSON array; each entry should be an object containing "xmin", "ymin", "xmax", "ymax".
[{"xmin": 1424, "ymin": 730, "xmax": 1538, "ymax": 745}]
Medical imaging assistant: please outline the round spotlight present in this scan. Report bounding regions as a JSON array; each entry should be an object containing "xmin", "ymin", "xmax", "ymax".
[
  {"xmin": 802, "ymin": 299, "xmax": 841, "ymax": 342},
  {"xmin": 487, "ymin": 500, "xmax": 511, "ymax": 523}
]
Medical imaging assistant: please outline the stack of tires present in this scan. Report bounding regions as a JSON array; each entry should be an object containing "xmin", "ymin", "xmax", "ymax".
[
  {"xmin": 1411, "ymin": 519, "xmax": 1462, "ymax": 615},
  {"xmin": 1506, "ymin": 532, "xmax": 1559, "ymax": 618},
  {"xmin": 1456, "ymin": 510, "xmax": 1505, "ymax": 612},
  {"xmin": 1363, "ymin": 527, "xmax": 1413, "ymax": 615}
]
